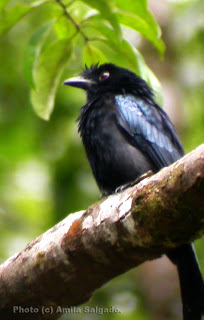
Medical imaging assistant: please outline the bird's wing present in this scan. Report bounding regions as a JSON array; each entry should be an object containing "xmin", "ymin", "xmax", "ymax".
[{"xmin": 115, "ymin": 95, "xmax": 185, "ymax": 170}]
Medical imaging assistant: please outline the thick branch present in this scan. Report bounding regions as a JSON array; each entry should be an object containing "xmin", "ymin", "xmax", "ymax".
[{"xmin": 0, "ymin": 144, "xmax": 204, "ymax": 320}]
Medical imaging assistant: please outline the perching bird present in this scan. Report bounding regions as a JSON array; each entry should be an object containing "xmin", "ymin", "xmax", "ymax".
[{"xmin": 64, "ymin": 63, "xmax": 204, "ymax": 320}]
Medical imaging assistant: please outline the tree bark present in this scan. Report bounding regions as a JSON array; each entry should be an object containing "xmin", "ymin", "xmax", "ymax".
[{"xmin": 0, "ymin": 144, "xmax": 204, "ymax": 320}]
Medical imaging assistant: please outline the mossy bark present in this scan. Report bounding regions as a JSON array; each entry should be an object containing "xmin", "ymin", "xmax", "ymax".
[{"xmin": 0, "ymin": 144, "xmax": 203, "ymax": 320}]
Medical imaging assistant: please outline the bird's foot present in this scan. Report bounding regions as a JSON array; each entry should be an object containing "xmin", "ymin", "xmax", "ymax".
[{"xmin": 115, "ymin": 170, "xmax": 153, "ymax": 193}]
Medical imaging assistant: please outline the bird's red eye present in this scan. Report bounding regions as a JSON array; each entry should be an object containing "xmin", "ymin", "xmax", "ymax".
[{"xmin": 99, "ymin": 71, "xmax": 110, "ymax": 81}]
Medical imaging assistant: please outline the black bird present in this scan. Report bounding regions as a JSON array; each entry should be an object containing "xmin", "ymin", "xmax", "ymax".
[{"xmin": 64, "ymin": 63, "xmax": 204, "ymax": 320}]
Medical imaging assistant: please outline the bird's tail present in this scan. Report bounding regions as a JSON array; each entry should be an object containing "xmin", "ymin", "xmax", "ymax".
[{"xmin": 167, "ymin": 243, "xmax": 204, "ymax": 320}]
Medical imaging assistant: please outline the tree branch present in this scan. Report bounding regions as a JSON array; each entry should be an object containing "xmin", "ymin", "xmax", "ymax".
[{"xmin": 0, "ymin": 144, "xmax": 204, "ymax": 320}]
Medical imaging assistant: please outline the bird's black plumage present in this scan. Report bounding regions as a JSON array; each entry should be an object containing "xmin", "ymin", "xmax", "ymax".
[{"xmin": 64, "ymin": 63, "xmax": 204, "ymax": 319}]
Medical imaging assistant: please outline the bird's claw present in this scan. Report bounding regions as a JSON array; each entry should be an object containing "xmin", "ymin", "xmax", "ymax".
[{"xmin": 115, "ymin": 170, "xmax": 153, "ymax": 193}]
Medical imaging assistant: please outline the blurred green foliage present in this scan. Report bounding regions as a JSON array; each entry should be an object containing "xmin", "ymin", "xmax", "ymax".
[
  {"xmin": 0, "ymin": 0, "xmax": 164, "ymax": 119},
  {"xmin": 0, "ymin": 1, "xmax": 203, "ymax": 320}
]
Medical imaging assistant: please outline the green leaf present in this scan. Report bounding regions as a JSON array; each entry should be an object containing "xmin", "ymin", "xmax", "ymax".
[
  {"xmin": 31, "ymin": 39, "xmax": 72, "ymax": 120},
  {"xmin": 83, "ymin": 44, "xmax": 107, "ymax": 66},
  {"xmin": 97, "ymin": 38, "xmax": 162, "ymax": 104},
  {"xmin": 24, "ymin": 22, "xmax": 53, "ymax": 88},
  {"xmin": 83, "ymin": 6, "xmax": 164, "ymax": 54},
  {"xmin": 83, "ymin": 16, "xmax": 117, "ymax": 45},
  {"xmin": 0, "ymin": 5, "xmax": 31, "ymax": 35},
  {"xmin": 0, "ymin": 0, "xmax": 8, "ymax": 12},
  {"xmin": 116, "ymin": 11, "xmax": 165, "ymax": 54},
  {"xmin": 0, "ymin": 1, "xmax": 47, "ymax": 36},
  {"xmin": 115, "ymin": 0, "xmax": 165, "ymax": 54},
  {"xmin": 115, "ymin": 0, "xmax": 153, "ymax": 22},
  {"xmin": 54, "ymin": 15, "xmax": 76, "ymax": 40},
  {"xmin": 82, "ymin": 15, "xmax": 161, "ymax": 93},
  {"xmin": 80, "ymin": 0, "xmax": 121, "ymax": 39}
]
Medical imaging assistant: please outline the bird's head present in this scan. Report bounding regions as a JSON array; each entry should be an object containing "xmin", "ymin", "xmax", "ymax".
[{"xmin": 63, "ymin": 63, "xmax": 153, "ymax": 101}]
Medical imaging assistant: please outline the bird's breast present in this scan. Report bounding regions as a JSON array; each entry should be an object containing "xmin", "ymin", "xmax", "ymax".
[{"xmin": 79, "ymin": 103, "xmax": 154, "ymax": 194}]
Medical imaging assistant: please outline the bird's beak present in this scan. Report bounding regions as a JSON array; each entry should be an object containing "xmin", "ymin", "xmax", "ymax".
[{"xmin": 63, "ymin": 76, "xmax": 96, "ymax": 90}]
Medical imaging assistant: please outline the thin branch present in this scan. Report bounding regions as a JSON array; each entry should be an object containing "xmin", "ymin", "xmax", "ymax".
[
  {"xmin": 56, "ymin": 0, "xmax": 89, "ymax": 42},
  {"xmin": 0, "ymin": 144, "xmax": 204, "ymax": 320}
]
